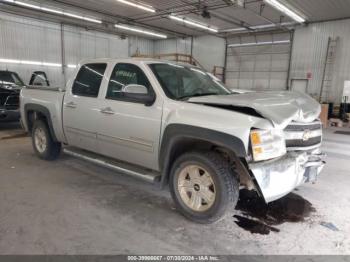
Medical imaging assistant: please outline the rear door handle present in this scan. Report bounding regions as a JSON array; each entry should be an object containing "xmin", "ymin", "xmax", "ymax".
[
  {"xmin": 100, "ymin": 107, "xmax": 115, "ymax": 115},
  {"xmin": 65, "ymin": 101, "xmax": 77, "ymax": 108}
]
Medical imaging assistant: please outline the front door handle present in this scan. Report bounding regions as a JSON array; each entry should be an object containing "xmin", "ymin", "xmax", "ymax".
[
  {"xmin": 100, "ymin": 107, "xmax": 115, "ymax": 115},
  {"xmin": 65, "ymin": 101, "xmax": 77, "ymax": 108}
]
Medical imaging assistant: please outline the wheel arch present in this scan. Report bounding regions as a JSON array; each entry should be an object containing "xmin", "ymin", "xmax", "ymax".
[
  {"xmin": 159, "ymin": 124, "xmax": 247, "ymax": 187},
  {"xmin": 24, "ymin": 103, "xmax": 58, "ymax": 142}
]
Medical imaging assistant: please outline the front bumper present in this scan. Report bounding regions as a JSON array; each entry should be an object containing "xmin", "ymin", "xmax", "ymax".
[
  {"xmin": 0, "ymin": 109, "xmax": 20, "ymax": 122},
  {"xmin": 249, "ymin": 149, "xmax": 325, "ymax": 203}
]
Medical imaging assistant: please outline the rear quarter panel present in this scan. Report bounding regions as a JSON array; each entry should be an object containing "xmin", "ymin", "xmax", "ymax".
[{"xmin": 20, "ymin": 88, "xmax": 66, "ymax": 143}]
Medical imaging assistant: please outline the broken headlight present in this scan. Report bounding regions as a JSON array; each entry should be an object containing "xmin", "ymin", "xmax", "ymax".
[{"xmin": 250, "ymin": 129, "xmax": 286, "ymax": 162}]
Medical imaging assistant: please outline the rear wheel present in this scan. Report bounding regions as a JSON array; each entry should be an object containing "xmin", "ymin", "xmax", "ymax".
[
  {"xmin": 170, "ymin": 151, "xmax": 239, "ymax": 224},
  {"xmin": 32, "ymin": 120, "xmax": 61, "ymax": 160}
]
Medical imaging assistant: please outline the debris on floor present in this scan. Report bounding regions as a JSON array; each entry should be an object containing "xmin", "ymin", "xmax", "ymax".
[
  {"xmin": 334, "ymin": 130, "xmax": 350, "ymax": 136},
  {"xmin": 320, "ymin": 221, "xmax": 340, "ymax": 232},
  {"xmin": 330, "ymin": 118, "xmax": 344, "ymax": 127},
  {"xmin": 234, "ymin": 190, "xmax": 316, "ymax": 235},
  {"xmin": 233, "ymin": 215, "xmax": 280, "ymax": 235},
  {"xmin": 0, "ymin": 132, "xmax": 28, "ymax": 140}
]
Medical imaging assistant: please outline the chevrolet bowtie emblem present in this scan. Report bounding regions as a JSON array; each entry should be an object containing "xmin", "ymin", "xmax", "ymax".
[{"xmin": 302, "ymin": 129, "xmax": 312, "ymax": 141}]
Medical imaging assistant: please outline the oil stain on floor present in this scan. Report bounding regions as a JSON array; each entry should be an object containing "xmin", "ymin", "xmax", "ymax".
[{"xmin": 234, "ymin": 190, "xmax": 316, "ymax": 235}]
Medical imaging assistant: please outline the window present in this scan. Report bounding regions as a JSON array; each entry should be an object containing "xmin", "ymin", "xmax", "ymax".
[
  {"xmin": 149, "ymin": 63, "xmax": 231, "ymax": 100},
  {"xmin": 72, "ymin": 63, "xmax": 107, "ymax": 97},
  {"xmin": 29, "ymin": 71, "xmax": 50, "ymax": 87},
  {"xmin": 0, "ymin": 71, "xmax": 24, "ymax": 86},
  {"xmin": 106, "ymin": 63, "xmax": 152, "ymax": 100}
]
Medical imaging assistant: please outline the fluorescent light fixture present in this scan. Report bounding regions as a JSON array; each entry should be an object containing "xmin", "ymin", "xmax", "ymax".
[
  {"xmin": 67, "ymin": 64, "xmax": 77, "ymax": 68},
  {"xmin": 15, "ymin": 1, "xmax": 40, "ymax": 9},
  {"xmin": 115, "ymin": 24, "xmax": 167, "ymax": 38},
  {"xmin": 221, "ymin": 22, "xmax": 296, "ymax": 33},
  {"xmin": 64, "ymin": 12, "xmax": 102, "ymax": 23},
  {"xmin": 116, "ymin": 0, "xmax": 155, "ymax": 13},
  {"xmin": 0, "ymin": 58, "xmax": 62, "ymax": 67},
  {"xmin": 228, "ymin": 40, "xmax": 290, "ymax": 48},
  {"xmin": 169, "ymin": 15, "xmax": 218, "ymax": 33},
  {"xmin": 264, "ymin": 0, "xmax": 305, "ymax": 23},
  {"xmin": 1, "ymin": 0, "xmax": 102, "ymax": 24}
]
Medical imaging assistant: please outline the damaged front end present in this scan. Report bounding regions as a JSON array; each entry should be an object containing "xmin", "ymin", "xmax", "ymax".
[
  {"xmin": 249, "ymin": 149, "xmax": 325, "ymax": 203},
  {"xmin": 249, "ymin": 120, "xmax": 325, "ymax": 203},
  {"xmin": 188, "ymin": 90, "xmax": 325, "ymax": 203}
]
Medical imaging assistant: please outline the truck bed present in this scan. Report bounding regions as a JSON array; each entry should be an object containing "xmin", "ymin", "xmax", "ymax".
[{"xmin": 20, "ymin": 86, "xmax": 67, "ymax": 143}]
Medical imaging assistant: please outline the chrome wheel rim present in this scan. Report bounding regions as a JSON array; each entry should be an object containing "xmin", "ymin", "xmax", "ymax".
[
  {"xmin": 177, "ymin": 165, "xmax": 216, "ymax": 212},
  {"xmin": 34, "ymin": 127, "xmax": 47, "ymax": 153}
]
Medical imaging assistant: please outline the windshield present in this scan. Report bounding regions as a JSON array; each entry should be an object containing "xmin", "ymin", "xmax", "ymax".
[
  {"xmin": 149, "ymin": 63, "xmax": 231, "ymax": 100},
  {"xmin": 0, "ymin": 71, "xmax": 24, "ymax": 86}
]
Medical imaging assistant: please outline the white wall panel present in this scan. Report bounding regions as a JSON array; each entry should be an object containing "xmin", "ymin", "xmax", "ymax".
[
  {"xmin": 0, "ymin": 12, "xmax": 152, "ymax": 86},
  {"xmin": 128, "ymin": 36, "xmax": 154, "ymax": 57},
  {"xmin": 226, "ymin": 33, "xmax": 291, "ymax": 90},
  {"xmin": 193, "ymin": 35, "xmax": 226, "ymax": 72},
  {"xmin": 154, "ymin": 38, "xmax": 192, "ymax": 55},
  {"xmin": 63, "ymin": 26, "xmax": 129, "ymax": 66},
  {"xmin": 290, "ymin": 19, "xmax": 350, "ymax": 103},
  {"xmin": 0, "ymin": 12, "xmax": 63, "ymax": 86}
]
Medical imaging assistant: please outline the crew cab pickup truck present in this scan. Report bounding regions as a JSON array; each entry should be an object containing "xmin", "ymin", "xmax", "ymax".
[
  {"xmin": 20, "ymin": 58, "xmax": 325, "ymax": 223},
  {"xmin": 0, "ymin": 70, "xmax": 25, "ymax": 121}
]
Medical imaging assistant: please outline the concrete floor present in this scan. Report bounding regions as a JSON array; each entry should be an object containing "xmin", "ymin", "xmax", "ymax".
[{"xmin": 0, "ymin": 122, "xmax": 349, "ymax": 255}]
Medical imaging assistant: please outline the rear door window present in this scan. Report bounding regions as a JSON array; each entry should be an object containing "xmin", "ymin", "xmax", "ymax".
[{"xmin": 72, "ymin": 63, "xmax": 107, "ymax": 97}]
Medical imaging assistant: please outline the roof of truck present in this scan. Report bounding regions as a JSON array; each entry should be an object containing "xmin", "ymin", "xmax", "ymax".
[{"xmin": 77, "ymin": 57, "xmax": 200, "ymax": 69}]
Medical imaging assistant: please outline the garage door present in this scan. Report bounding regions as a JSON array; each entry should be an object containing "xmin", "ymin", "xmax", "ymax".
[{"xmin": 225, "ymin": 33, "xmax": 291, "ymax": 91}]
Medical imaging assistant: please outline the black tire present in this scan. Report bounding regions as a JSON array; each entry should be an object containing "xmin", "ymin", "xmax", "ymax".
[
  {"xmin": 169, "ymin": 151, "xmax": 239, "ymax": 224},
  {"xmin": 32, "ymin": 119, "xmax": 61, "ymax": 160}
]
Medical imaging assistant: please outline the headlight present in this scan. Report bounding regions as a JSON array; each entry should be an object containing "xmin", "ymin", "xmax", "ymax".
[{"xmin": 250, "ymin": 129, "xmax": 286, "ymax": 162}]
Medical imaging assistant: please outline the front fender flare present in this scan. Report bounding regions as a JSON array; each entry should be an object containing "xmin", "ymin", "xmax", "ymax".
[{"xmin": 159, "ymin": 124, "xmax": 247, "ymax": 186}]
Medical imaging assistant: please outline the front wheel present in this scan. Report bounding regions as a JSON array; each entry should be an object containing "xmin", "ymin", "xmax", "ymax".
[
  {"xmin": 32, "ymin": 120, "xmax": 61, "ymax": 160},
  {"xmin": 169, "ymin": 151, "xmax": 239, "ymax": 224}
]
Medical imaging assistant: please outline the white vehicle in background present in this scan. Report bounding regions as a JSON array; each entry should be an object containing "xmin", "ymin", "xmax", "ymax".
[{"xmin": 20, "ymin": 58, "xmax": 325, "ymax": 223}]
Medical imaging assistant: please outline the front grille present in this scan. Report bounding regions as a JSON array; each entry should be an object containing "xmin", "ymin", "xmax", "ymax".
[
  {"xmin": 0, "ymin": 89, "xmax": 19, "ymax": 110},
  {"xmin": 284, "ymin": 121, "xmax": 322, "ymax": 150},
  {"xmin": 286, "ymin": 136, "xmax": 322, "ymax": 147},
  {"xmin": 284, "ymin": 122, "xmax": 321, "ymax": 132},
  {"xmin": 5, "ymin": 95, "xmax": 19, "ymax": 110}
]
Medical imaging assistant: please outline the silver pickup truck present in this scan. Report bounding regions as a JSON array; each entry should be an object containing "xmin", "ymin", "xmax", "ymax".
[{"xmin": 20, "ymin": 58, "xmax": 325, "ymax": 223}]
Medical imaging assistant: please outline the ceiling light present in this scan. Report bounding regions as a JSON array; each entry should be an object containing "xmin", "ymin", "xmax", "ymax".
[
  {"xmin": 116, "ymin": 0, "xmax": 155, "ymax": 13},
  {"xmin": 115, "ymin": 24, "xmax": 167, "ymax": 38},
  {"xmin": 1, "ymin": 0, "xmax": 102, "ymax": 24},
  {"xmin": 228, "ymin": 40, "xmax": 290, "ymax": 48},
  {"xmin": 264, "ymin": 0, "xmax": 305, "ymax": 23},
  {"xmin": 0, "ymin": 58, "xmax": 62, "ymax": 67},
  {"xmin": 169, "ymin": 15, "xmax": 218, "ymax": 33},
  {"xmin": 221, "ymin": 22, "xmax": 296, "ymax": 33}
]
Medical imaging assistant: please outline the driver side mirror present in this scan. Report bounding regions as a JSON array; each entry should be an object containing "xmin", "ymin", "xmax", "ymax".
[{"xmin": 122, "ymin": 84, "xmax": 155, "ymax": 106}]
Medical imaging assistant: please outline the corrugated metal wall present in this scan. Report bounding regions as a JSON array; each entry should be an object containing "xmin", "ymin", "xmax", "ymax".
[
  {"xmin": 193, "ymin": 35, "xmax": 226, "ymax": 72},
  {"xmin": 128, "ymin": 36, "xmax": 154, "ymax": 57},
  {"xmin": 154, "ymin": 38, "xmax": 192, "ymax": 56},
  {"xmin": 0, "ymin": 13, "xmax": 64, "ymax": 86},
  {"xmin": 225, "ymin": 33, "xmax": 291, "ymax": 91},
  {"xmin": 0, "ymin": 12, "xmax": 153, "ymax": 86},
  {"xmin": 290, "ymin": 19, "xmax": 350, "ymax": 103},
  {"xmin": 153, "ymin": 36, "xmax": 225, "ymax": 72}
]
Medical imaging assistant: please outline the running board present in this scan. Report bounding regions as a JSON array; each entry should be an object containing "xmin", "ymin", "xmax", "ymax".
[{"xmin": 63, "ymin": 148, "xmax": 160, "ymax": 183}]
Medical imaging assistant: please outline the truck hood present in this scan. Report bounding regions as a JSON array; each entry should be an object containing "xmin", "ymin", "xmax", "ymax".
[{"xmin": 188, "ymin": 91, "xmax": 321, "ymax": 129}]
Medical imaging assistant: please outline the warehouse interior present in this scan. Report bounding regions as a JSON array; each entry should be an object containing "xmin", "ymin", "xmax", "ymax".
[{"xmin": 1, "ymin": 0, "xmax": 350, "ymax": 256}]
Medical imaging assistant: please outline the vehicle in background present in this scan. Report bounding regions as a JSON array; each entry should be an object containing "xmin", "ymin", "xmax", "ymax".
[
  {"xmin": 20, "ymin": 58, "xmax": 325, "ymax": 223},
  {"xmin": 0, "ymin": 70, "xmax": 25, "ymax": 122},
  {"xmin": 29, "ymin": 71, "xmax": 50, "ymax": 87}
]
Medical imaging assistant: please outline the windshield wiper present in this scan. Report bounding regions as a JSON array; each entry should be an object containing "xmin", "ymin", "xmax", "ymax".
[{"xmin": 178, "ymin": 92, "xmax": 219, "ymax": 100}]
